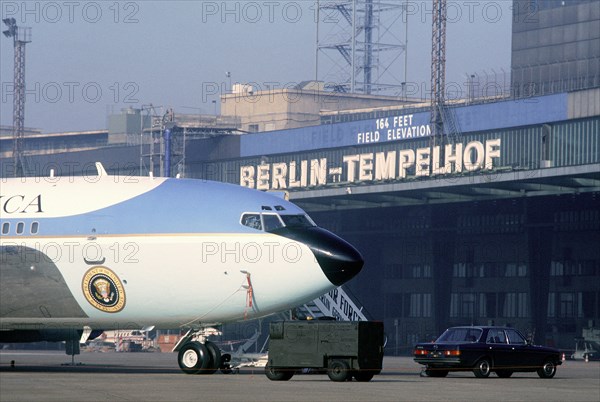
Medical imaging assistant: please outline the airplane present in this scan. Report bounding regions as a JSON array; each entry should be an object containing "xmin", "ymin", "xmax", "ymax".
[{"xmin": 0, "ymin": 164, "xmax": 363, "ymax": 374}]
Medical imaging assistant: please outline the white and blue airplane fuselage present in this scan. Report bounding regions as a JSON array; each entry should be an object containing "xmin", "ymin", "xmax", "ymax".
[{"xmin": 1, "ymin": 174, "xmax": 363, "ymax": 335}]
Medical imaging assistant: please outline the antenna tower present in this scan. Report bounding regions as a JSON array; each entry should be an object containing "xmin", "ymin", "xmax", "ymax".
[
  {"xmin": 3, "ymin": 18, "xmax": 32, "ymax": 177},
  {"xmin": 316, "ymin": 0, "xmax": 407, "ymax": 94}
]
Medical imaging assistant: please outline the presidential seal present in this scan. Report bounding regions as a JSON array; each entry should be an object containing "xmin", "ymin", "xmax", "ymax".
[{"xmin": 82, "ymin": 266, "xmax": 126, "ymax": 313}]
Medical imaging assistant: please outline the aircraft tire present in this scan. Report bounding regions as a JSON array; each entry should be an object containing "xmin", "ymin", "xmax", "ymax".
[
  {"xmin": 203, "ymin": 341, "xmax": 222, "ymax": 375},
  {"xmin": 178, "ymin": 341, "xmax": 210, "ymax": 374},
  {"xmin": 220, "ymin": 353, "xmax": 232, "ymax": 374}
]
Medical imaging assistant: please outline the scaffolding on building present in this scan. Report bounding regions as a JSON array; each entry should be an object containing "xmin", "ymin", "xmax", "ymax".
[{"xmin": 139, "ymin": 107, "xmax": 241, "ymax": 178}]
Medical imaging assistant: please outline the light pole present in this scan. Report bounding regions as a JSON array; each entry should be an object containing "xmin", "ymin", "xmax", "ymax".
[
  {"xmin": 225, "ymin": 71, "xmax": 232, "ymax": 93},
  {"xmin": 3, "ymin": 18, "xmax": 32, "ymax": 177}
]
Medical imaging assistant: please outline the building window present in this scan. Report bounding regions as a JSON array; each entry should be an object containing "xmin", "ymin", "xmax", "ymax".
[
  {"xmin": 517, "ymin": 293, "xmax": 529, "ymax": 317},
  {"xmin": 501, "ymin": 292, "xmax": 528, "ymax": 318},
  {"xmin": 479, "ymin": 293, "xmax": 496, "ymax": 318},
  {"xmin": 582, "ymin": 292, "xmax": 596, "ymax": 318},
  {"xmin": 248, "ymin": 124, "xmax": 259, "ymax": 133},
  {"xmin": 409, "ymin": 294, "xmax": 421, "ymax": 317},
  {"xmin": 548, "ymin": 292, "xmax": 556, "ymax": 318},
  {"xmin": 504, "ymin": 263, "xmax": 527, "ymax": 277},
  {"xmin": 453, "ymin": 263, "xmax": 466, "ymax": 277},
  {"xmin": 559, "ymin": 293, "xmax": 575, "ymax": 318},
  {"xmin": 450, "ymin": 293, "xmax": 476, "ymax": 318},
  {"xmin": 423, "ymin": 293, "xmax": 431, "ymax": 317},
  {"xmin": 461, "ymin": 293, "xmax": 475, "ymax": 318},
  {"xmin": 551, "ymin": 261, "xmax": 564, "ymax": 276},
  {"xmin": 479, "ymin": 263, "xmax": 498, "ymax": 278},
  {"xmin": 409, "ymin": 293, "xmax": 432, "ymax": 317},
  {"xmin": 450, "ymin": 293, "xmax": 459, "ymax": 317}
]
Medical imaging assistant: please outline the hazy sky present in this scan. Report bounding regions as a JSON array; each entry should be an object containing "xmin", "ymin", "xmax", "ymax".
[{"xmin": 0, "ymin": 1, "xmax": 512, "ymax": 133}]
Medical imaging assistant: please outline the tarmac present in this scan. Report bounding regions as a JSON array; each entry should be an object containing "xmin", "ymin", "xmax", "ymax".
[{"xmin": 1, "ymin": 350, "xmax": 599, "ymax": 401}]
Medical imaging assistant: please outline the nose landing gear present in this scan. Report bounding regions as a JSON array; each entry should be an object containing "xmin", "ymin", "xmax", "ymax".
[{"xmin": 174, "ymin": 328, "xmax": 224, "ymax": 375}]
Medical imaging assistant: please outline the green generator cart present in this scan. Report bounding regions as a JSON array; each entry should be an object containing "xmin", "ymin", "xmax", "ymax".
[{"xmin": 265, "ymin": 320, "xmax": 384, "ymax": 382}]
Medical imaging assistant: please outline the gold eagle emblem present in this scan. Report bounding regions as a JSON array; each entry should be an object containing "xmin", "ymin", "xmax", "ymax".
[{"xmin": 82, "ymin": 266, "xmax": 126, "ymax": 313}]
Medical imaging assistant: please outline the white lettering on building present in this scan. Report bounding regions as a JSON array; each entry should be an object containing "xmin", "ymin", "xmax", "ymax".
[{"xmin": 239, "ymin": 139, "xmax": 502, "ymax": 190}]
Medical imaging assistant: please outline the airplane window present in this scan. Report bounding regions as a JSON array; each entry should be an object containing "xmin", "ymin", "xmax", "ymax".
[
  {"xmin": 280, "ymin": 214, "xmax": 315, "ymax": 228},
  {"xmin": 31, "ymin": 222, "xmax": 39, "ymax": 234},
  {"xmin": 241, "ymin": 214, "xmax": 262, "ymax": 231},
  {"xmin": 263, "ymin": 214, "xmax": 284, "ymax": 232},
  {"xmin": 16, "ymin": 222, "xmax": 24, "ymax": 235},
  {"xmin": 1, "ymin": 222, "xmax": 9, "ymax": 235}
]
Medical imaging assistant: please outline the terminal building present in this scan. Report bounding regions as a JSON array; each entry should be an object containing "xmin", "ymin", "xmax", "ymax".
[{"xmin": 1, "ymin": 0, "xmax": 598, "ymax": 352}]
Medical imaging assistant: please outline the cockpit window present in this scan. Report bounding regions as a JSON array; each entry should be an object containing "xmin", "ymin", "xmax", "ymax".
[
  {"xmin": 280, "ymin": 214, "xmax": 315, "ymax": 228},
  {"xmin": 263, "ymin": 214, "xmax": 284, "ymax": 231},
  {"xmin": 241, "ymin": 212, "xmax": 315, "ymax": 232},
  {"xmin": 241, "ymin": 214, "xmax": 262, "ymax": 230}
]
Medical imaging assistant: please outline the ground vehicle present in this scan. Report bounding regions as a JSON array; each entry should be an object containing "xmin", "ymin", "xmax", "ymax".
[
  {"xmin": 572, "ymin": 338, "xmax": 600, "ymax": 361},
  {"xmin": 414, "ymin": 326, "xmax": 562, "ymax": 379},
  {"xmin": 265, "ymin": 321, "xmax": 384, "ymax": 382}
]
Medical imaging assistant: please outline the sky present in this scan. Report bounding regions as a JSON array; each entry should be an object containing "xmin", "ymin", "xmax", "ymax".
[{"xmin": 0, "ymin": 1, "xmax": 512, "ymax": 133}]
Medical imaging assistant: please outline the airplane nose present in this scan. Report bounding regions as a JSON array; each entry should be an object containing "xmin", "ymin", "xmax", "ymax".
[{"xmin": 272, "ymin": 227, "xmax": 364, "ymax": 286}]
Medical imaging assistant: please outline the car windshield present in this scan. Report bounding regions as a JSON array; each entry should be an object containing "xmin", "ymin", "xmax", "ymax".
[{"xmin": 436, "ymin": 328, "xmax": 482, "ymax": 343}]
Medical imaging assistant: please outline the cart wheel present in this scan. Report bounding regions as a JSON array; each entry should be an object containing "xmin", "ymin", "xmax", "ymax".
[
  {"xmin": 265, "ymin": 365, "xmax": 294, "ymax": 381},
  {"xmin": 353, "ymin": 371, "xmax": 375, "ymax": 382},
  {"xmin": 327, "ymin": 360, "xmax": 350, "ymax": 382}
]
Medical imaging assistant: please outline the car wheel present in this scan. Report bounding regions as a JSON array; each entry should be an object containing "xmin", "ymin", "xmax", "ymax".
[
  {"xmin": 495, "ymin": 370, "xmax": 513, "ymax": 378},
  {"xmin": 473, "ymin": 358, "xmax": 492, "ymax": 378},
  {"xmin": 425, "ymin": 369, "xmax": 449, "ymax": 377},
  {"xmin": 537, "ymin": 360, "xmax": 557, "ymax": 379}
]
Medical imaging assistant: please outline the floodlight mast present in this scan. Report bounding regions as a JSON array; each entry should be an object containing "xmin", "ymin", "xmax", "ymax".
[
  {"xmin": 3, "ymin": 18, "xmax": 31, "ymax": 177},
  {"xmin": 430, "ymin": 0, "xmax": 446, "ymax": 147}
]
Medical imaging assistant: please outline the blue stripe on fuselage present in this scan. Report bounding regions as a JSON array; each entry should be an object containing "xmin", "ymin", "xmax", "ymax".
[{"xmin": 0, "ymin": 179, "xmax": 304, "ymax": 237}]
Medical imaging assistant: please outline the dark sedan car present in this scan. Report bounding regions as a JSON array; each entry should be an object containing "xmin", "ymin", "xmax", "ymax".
[{"xmin": 413, "ymin": 326, "xmax": 561, "ymax": 378}]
